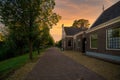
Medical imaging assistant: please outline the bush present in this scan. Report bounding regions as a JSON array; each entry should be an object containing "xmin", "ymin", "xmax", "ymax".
[
  {"xmin": 55, "ymin": 40, "xmax": 62, "ymax": 48},
  {"xmin": 0, "ymin": 40, "xmax": 28, "ymax": 61}
]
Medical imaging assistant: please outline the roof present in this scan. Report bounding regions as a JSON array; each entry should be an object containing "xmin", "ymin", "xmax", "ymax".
[
  {"xmin": 91, "ymin": 1, "xmax": 120, "ymax": 28},
  {"xmin": 64, "ymin": 27, "xmax": 82, "ymax": 36}
]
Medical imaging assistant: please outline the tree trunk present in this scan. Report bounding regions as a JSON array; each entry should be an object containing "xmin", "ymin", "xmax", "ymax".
[{"xmin": 29, "ymin": 41, "xmax": 33, "ymax": 60}]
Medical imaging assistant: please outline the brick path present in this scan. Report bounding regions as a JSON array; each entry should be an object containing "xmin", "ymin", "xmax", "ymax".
[{"xmin": 25, "ymin": 47, "xmax": 105, "ymax": 80}]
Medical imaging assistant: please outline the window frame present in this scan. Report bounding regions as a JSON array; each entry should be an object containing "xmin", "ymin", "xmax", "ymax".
[
  {"xmin": 90, "ymin": 34, "xmax": 98, "ymax": 49},
  {"xmin": 106, "ymin": 27, "xmax": 120, "ymax": 50}
]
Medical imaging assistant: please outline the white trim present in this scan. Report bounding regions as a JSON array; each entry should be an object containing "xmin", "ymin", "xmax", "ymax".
[
  {"xmin": 74, "ymin": 31, "xmax": 83, "ymax": 38},
  {"xmin": 106, "ymin": 29, "xmax": 108, "ymax": 50},
  {"xmin": 73, "ymin": 36, "xmax": 76, "ymax": 39},
  {"xmin": 90, "ymin": 35, "xmax": 91, "ymax": 49},
  {"xmin": 62, "ymin": 26, "xmax": 66, "ymax": 39},
  {"xmin": 73, "ymin": 31, "xmax": 83, "ymax": 40},
  {"xmin": 86, "ymin": 16, "xmax": 120, "ymax": 33},
  {"xmin": 106, "ymin": 49, "xmax": 120, "ymax": 51},
  {"xmin": 106, "ymin": 28, "xmax": 120, "ymax": 50}
]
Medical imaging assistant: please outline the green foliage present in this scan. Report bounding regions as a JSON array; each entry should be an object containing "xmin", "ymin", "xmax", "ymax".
[
  {"xmin": 47, "ymin": 35, "xmax": 55, "ymax": 46},
  {"xmin": 34, "ymin": 26, "xmax": 55, "ymax": 51},
  {"xmin": 0, "ymin": 33, "xmax": 3, "ymax": 41},
  {"xmin": 72, "ymin": 19, "xmax": 90, "ymax": 28},
  {"xmin": 55, "ymin": 40, "xmax": 62, "ymax": 48},
  {"xmin": 0, "ymin": 0, "xmax": 61, "ymax": 60},
  {"xmin": 91, "ymin": 34, "xmax": 98, "ymax": 48}
]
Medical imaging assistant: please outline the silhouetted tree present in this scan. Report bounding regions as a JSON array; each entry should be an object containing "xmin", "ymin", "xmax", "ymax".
[{"xmin": 72, "ymin": 19, "xmax": 90, "ymax": 28}]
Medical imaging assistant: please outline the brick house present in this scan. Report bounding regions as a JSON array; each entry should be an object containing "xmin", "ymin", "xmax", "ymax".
[
  {"xmin": 62, "ymin": 1, "xmax": 120, "ymax": 63},
  {"xmin": 86, "ymin": 1, "xmax": 120, "ymax": 63},
  {"xmin": 62, "ymin": 25, "xmax": 81, "ymax": 50},
  {"xmin": 62, "ymin": 24, "xmax": 87, "ymax": 51}
]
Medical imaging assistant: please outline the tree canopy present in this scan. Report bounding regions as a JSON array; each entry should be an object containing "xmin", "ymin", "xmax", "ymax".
[
  {"xmin": 0, "ymin": 0, "xmax": 61, "ymax": 60},
  {"xmin": 72, "ymin": 19, "xmax": 90, "ymax": 28}
]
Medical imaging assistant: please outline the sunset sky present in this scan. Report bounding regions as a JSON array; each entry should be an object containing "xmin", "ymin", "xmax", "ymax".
[{"xmin": 50, "ymin": 0, "xmax": 119, "ymax": 42}]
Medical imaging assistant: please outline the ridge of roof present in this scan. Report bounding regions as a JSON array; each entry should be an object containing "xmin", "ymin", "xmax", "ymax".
[
  {"xmin": 64, "ymin": 27, "xmax": 82, "ymax": 36},
  {"xmin": 90, "ymin": 1, "xmax": 120, "ymax": 28},
  {"xmin": 63, "ymin": 27, "xmax": 87, "ymax": 36}
]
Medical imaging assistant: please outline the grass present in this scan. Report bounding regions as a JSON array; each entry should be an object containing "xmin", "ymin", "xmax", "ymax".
[
  {"xmin": 0, "ymin": 49, "xmax": 45, "ymax": 80},
  {"xmin": 62, "ymin": 50, "xmax": 120, "ymax": 80}
]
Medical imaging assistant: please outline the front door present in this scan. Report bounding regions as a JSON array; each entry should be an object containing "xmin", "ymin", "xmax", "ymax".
[{"xmin": 82, "ymin": 38, "xmax": 86, "ymax": 53}]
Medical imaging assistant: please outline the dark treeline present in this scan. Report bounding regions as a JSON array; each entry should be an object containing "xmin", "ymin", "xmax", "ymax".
[
  {"xmin": 55, "ymin": 40, "xmax": 62, "ymax": 48},
  {"xmin": 0, "ymin": 27, "xmax": 55, "ymax": 61}
]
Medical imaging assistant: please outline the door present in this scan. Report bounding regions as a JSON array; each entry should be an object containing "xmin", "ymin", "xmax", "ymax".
[{"xmin": 82, "ymin": 38, "xmax": 86, "ymax": 53}]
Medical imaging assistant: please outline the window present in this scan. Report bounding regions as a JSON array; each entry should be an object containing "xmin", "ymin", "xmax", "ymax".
[
  {"xmin": 107, "ymin": 27, "xmax": 120, "ymax": 49},
  {"xmin": 90, "ymin": 34, "xmax": 98, "ymax": 49}
]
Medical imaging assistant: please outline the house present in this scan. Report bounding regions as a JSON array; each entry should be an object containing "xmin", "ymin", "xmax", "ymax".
[
  {"xmin": 62, "ymin": 25, "xmax": 81, "ymax": 50},
  {"xmin": 62, "ymin": 24, "xmax": 88, "ymax": 51},
  {"xmin": 62, "ymin": 1, "xmax": 120, "ymax": 63},
  {"xmin": 86, "ymin": 1, "xmax": 120, "ymax": 63}
]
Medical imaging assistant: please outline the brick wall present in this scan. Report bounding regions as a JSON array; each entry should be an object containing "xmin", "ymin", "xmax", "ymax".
[{"xmin": 86, "ymin": 22, "xmax": 120, "ymax": 56}]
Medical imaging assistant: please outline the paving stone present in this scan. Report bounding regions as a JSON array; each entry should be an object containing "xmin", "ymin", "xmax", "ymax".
[{"xmin": 25, "ymin": 47, "xmax": 106, "ymax": 80}]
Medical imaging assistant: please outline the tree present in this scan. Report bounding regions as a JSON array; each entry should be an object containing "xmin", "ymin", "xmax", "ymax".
[
  {"xmin": 0, "ymin": 0, "xmax": 61, "ymax": 60},
  {"xmin": 34, "ymin": 26, "xmax": 51, "ymax": 54},
  {"xmin": 39, "ymin": 26, "xmax": 54, "ymax": 47},
  {"xmin": 72, "ymin": 19, "xmax": 90, "ymax": 28},
  {"xmin": 47, "ymin": 34, "xmax": 55, "ymax": 46},
  {"xmin": 55, "ymin": 40, "xmax": 62, "ymax": 48}
]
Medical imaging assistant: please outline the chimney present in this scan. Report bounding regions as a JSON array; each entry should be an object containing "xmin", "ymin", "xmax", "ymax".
[{"xmin": 102, "ymin": 4, "xmax": 105, "ymax": 12}]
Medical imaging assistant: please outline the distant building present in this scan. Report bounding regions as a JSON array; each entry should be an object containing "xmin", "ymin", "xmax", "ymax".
[{"xmin": 62, "ymin": 24, "xmax": 88, "ymax": 51}]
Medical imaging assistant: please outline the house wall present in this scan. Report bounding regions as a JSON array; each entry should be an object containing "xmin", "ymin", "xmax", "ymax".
[
  {"xmin": 63, "ymin": 37, "xmax": 74, "ymax": 50},
  {"xmin": 62, "ymin": 22, "xmax": 120, "ymax": 63},
  {"xmin": 76, "ymin": 34, "xmax": 83, "ymax": 52},
  {"xmin": 86, "ymin": 22, "xmax": 120, "ymax": 56}
]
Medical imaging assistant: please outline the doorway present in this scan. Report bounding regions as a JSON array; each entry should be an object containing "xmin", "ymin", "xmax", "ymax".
[{"xmin": 82, "ymin": 38, "xmax": 86, "ymax": 53}]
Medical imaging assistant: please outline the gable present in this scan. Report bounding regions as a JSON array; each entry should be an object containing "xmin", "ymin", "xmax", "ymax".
[{"xmin": 64, "ymin": 27, "xmax": 82, "ymax": 36}]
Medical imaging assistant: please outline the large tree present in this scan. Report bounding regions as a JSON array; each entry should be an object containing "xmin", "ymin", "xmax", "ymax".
[
  {"xmin": 72, "ymin": 19, "xmax": 90, "ymax": 28},
  {"xmin": 0, "ymin": 0, "xmax": 61, "ymax": 60}
]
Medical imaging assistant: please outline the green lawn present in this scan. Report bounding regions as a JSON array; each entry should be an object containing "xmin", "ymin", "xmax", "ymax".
[{"xmin": 0, "ymin": 50, "xmax": 44, "ymax": 80}]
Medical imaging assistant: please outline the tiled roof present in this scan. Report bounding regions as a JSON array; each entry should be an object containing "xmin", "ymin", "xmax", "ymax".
[
  {"xmin": 91, "ymin": 1, "xmax": 120, "ymax": 28},
  {"xmin": 64, "ymin": 27, "xmax": 82, "ymax": 36}
]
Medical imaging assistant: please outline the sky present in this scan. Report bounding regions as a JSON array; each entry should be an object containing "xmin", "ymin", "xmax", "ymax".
[{"xmin": 50, "ymin": 0, "xmax": 120, "ymax": 42}]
